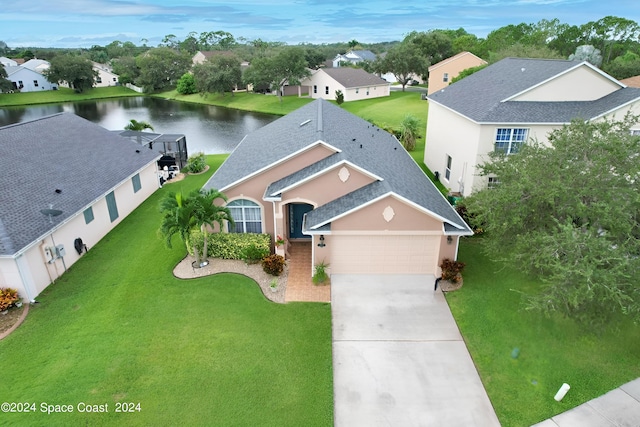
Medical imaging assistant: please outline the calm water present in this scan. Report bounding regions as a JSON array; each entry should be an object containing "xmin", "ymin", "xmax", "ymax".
[{"xmin": 0, "ymin": 97, "xmax": 278, "ymax": 154}]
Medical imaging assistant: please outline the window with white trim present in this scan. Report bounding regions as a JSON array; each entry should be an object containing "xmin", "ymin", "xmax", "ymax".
[
  {"xmin": 325, "ymin": 86, "xmax": 329, "ymax": 95},
  {"xmin": 488, "ymin": 177, "xmax": 500, "ymax": 189},
  {"xmin": 443, "ymin": 73, "xmax": 449, "ymax": 82},
  {"xmin": 631, "ymin": 129, "xmax": 640, "ymax": 136},
  {"xmin": 313, "ymin": 85, "xmax": 317, "ymax": 94},
  {"xmin": 445, "ymin": 155, "xmax": 452, "ymax": 181},
  {"xmin": 228, "ymin": 199, "xmax": 262, "ymax": 233},
  {"xmin": 495, "ymin": 128, "xmax": 528, "ymax": 154}
]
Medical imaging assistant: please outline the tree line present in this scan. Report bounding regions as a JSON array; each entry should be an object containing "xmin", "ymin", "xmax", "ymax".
[{"xmin": 2, "ymin": 16, "xmax": 640, "ymax": 95}]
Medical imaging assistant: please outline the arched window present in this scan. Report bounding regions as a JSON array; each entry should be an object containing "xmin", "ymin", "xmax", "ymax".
[{"xmin": 227, "ymin": 199, "xmax": 262, "ymax": 233}]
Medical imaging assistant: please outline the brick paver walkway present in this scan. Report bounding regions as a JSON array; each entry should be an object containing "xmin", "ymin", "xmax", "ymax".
[{"xmin": 285, "ymin": 242, "xmax": 331, "ymax": 303}]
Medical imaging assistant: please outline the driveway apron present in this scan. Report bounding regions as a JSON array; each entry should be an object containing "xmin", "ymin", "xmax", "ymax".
[{"xmin": 331, "ymin": 274, "xmax": 500, "ymax": 427}]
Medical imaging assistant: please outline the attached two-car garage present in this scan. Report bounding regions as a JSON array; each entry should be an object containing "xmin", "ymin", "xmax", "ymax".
[{"xmin": 328, "ymin": 234, "xmax": 440, "ymax": 275}]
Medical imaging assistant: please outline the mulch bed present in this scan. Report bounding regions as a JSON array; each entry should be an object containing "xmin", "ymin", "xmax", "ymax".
[
  {"xmin": 0, "ymin": 304, "xmax": 28, "ymax": 339},
  {"xmin": 439, "ymin": 277, "xmax": 464, "ymax": 292}
]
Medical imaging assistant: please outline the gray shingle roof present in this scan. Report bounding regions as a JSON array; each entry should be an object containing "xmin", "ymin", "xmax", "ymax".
[
  {"xmin": 321, "ymin": 68, "xmax": 389, "ymax": 88},
  {"xmin": 0, "ymin": 113, "xmax": 160, "ymax": 256},
  {"xmin": 428, "ymin": 57, "xmax": 640, "ymax": 123},
  {"xmin": 204, "ymin": 99, "xmax": 471, "ymax": 234}
]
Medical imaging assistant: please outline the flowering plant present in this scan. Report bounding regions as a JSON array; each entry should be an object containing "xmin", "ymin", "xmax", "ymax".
[{"xmin": 275, "ymin": 235, "xmax": 286, "ymax": 247}]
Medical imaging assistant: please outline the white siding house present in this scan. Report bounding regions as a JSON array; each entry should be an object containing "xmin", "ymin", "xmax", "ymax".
[
  {"xmin": 300, "ymin": 68, "xmax": 390, "ymax": 102},
  {"xmin": 3, "ymin": 66, "xmax": 58, "ymax": 92},
  {"xmin": 425, "ymin": 58, "xmax": 640, "ymax": 196}
]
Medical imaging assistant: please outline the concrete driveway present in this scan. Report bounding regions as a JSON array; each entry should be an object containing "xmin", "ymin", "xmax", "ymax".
[{"xmin": 331, "ymin": 274, "xmax": 500, "ymax": 427}]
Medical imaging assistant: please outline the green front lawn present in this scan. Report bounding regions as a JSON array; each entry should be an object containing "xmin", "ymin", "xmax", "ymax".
[
  {"xmin": 0, "ymin": 86, "xmax": 140, "ymax": 107},
  {"xmin": 1, "ymin": 155, "xmax": 332, "ymax": 426},
  {"xmin": 449, "ymin": 238, "xmax": 640, "ymax": 426}
]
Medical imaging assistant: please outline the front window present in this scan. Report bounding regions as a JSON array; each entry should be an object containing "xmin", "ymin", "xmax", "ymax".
[
  {"xmin": 443, "ymin": 73, "xmax": 449, "ymax": 82},
  {"xmin": 228, "ymin": 199, "xmax": 262, "ymax": 233},
  {"xmin": 495, "ymin": 128, "xmax": 528, "ymax": 154},
  {"xmin": 488, "ymin": 176, "xmax": 500, "ymax": 189},
  {"xmin": 325, "ymin": 86, "xmax": 329, "ymax": 95}
]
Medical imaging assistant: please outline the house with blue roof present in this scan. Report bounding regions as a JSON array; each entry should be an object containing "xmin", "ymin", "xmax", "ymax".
[
  {"xmin": 424, "ymin": 57, "xmax": 640, "ymax": 196},
  {"xmin": 204, "ymin": 99, "xmax": 471, "ymax": 277}
]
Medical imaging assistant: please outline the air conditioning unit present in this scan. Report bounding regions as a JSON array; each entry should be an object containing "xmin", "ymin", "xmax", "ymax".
[{"xmin": 55, "ymin": 244, "xmax": 66, "ymax": 258}]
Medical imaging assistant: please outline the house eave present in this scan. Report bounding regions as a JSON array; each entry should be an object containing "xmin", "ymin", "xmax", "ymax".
[{"xmin": 219, "ymin": 139, "xmax": 342, "ymax": 192}]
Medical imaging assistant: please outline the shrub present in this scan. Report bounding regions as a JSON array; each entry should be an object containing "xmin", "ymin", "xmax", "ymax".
[
  {"xmin": 0, "ymin": 288, "xmax": 20, "ymax": 311},
  {"xmin": 440, "ymin": 258, "xmax": 466, "ymax": 283},
  {"xmin": 335, "ymin": 89, "xmax": 344, "ymax": 105},
  {"xmin": 241, "ymin": 244, "xmax": 270, "ymax": 264},
  {"xmin": 262, "ymin": 254, "xmax": 285, "ymax": 276},
  {"xmin": 312, "ymin": 261, "xmax": 329, "ymax": 284},
  {"xmin": 184, "ymin": 152, "xmax": 206, "ymax": 174},
  {"xmin": 189, "ymin": 231, "xmax": 270, "ymax": 260}
]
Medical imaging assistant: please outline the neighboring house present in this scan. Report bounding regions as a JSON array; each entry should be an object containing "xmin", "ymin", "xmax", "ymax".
[
  {"xmin": 3, "ymin": 65, "xmax": 58, "ymax": 92},
  {"xmin": 424, "ymin": 58, "xmax": 640, "ymax": 197},
  {"xmin": 0, "ymin": 56, "xmax": 18, "ymax": 67},
  {"xmin": 332, "ymin": 50, "xmax": 377, "ymax": 68},
  {"xmin": 0, "ymin": 113, "xmax": 161, "ymax": 302},
  {"xmin": 92, "ymin": 62, "xmax": 119, "ymax": 87},
  {"xmin": 203, "ymin": 99, "xmax": 472, "ymax": 277},
  {"xmin": 192, "ymin": 50, "xmax": 250, "ymax": 68},
  {"xmin": 192, "ymin": 50, "xmax": 249, "ymax": 91},
  {"xmin": 427, "ymin": 51, "xmax": 487, "ymax": 95},
  {"xmin": 300, "ymin": 68, "xmax": 390, "ymax": 102},
  {"xmin": 21, "ymin": 58, "xmax": 50, "ymax": 73},
  {"xmin": 620, "ymin": 75, "xmax": 640, "ymax": 88}
]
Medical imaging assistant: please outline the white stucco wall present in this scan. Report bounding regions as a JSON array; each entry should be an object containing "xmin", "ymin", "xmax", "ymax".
[
  {"xmin": 2, "ymin": 162, "xmax": 159, "ymax": 302},
  {"xmin": 302, "ymin": 70, "xmax": 390, "ymax": 102}
]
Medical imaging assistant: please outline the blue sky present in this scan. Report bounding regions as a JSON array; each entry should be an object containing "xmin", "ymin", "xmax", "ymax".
[{"xmin": 1, "ymin": 0, "xmax": 638, "ymax": 48}]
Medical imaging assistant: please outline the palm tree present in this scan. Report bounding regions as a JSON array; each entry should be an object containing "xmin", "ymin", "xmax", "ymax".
[
  {"xmin": 124, "ymin": 119, "xmax": 154, "ymax": 132},
  {"xmin": 190, "ymin": 189, "xmax": 234, "ymax": 267},
  {"xmin": 159, "ymin": 191, "xmax": 200, "ymax": 264}
]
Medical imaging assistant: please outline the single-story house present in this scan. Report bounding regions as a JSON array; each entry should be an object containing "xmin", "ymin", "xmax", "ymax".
[
  {"xmin": 92, "ymin": 62, "xmax": 119, "ymax": 87},
  {"xmin": 424, "ymin": 58, "xmax": 640, "ymax": 196},
  {"xmin": 0, "ymin": 113, "xmax": 161, "ymax": 302},
  {"xmin": 3, "ymin": 65, "xmax": 58, "ymax": 92},
  {"xmin": 203, "ymin": 99, "xmax": 472, "ymax": 277},
  {"xmin": 332, "ymin": 50, "xmax": 377, "ymax": 68},
  {"xmin": 21, "ymin": 58, "xmax": 50, "ymax": 73},
  {"xmin": 0, "ymin": 56, "xmax": 18, "ymax": 67},
  {"xmin": 427, "ymin": 51, "xmax": 487, "ymax": 95},
  {"xmin": 299, "ymin": 68, "xmax": 390, "ymax": 102}
]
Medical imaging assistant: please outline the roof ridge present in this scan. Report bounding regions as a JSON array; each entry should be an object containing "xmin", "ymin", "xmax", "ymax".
[{"xmin": 0, "ymin": 112, "xmax": 67, "ymax": 131}]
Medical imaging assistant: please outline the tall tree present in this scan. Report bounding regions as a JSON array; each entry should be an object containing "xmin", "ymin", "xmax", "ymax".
[
  {"xmin": 464, "ymin": 115, "xmax": 640, "ymax": 326},
  {"xmin": 0, "ymin": 64, "xmax": 14, "ymax": 92},
  {"xmin": 373, "ymin": 41, "xmax": 428, "ymax": 91},
  {"xmin": 111, "ymin": 56, "xmax": 139, "ymax": 85},
  {"xmin": 406, "ymin": 30, "xmax": 454, "ymax": 65},
  {"xmin": 243, "ymin": 47, "xmax": 310, "ymax": 101},
  {"xmin": 193, "ymin": 53, "xmax": 243, "ymax": 96},
  {"xmin": 135, "ymin": 47, "xmax": 192, "ymax": 93},
  {"xmin": 44, "ymin": 54, "xmax": 97, "ymax": 93}
]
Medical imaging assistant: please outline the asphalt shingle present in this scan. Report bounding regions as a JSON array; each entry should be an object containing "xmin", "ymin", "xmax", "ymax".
[
  {"xmin": 204, "ymin": 99, "xmax": 470, "ymax": 233},
  {"xmin": 0, "ymin": 113, "xmax": 160, "ymax": 256}
]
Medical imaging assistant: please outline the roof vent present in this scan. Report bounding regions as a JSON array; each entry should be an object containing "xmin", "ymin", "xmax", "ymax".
[
  {"xmin": 135, "ymin": 149, "xmax": 140, "ymax": 153},
  {"xmin": 55, "ymin": 189, "xmax": 62, "ymax": 194},
  {"xmin": 299, "ymin": 119, "xmax": 311, "ymax": 127}
]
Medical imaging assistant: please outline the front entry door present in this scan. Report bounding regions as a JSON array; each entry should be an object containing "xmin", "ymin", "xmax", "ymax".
[{"xmin": 289, "ymin": 203, "xmax": 313, "ymax": 239}]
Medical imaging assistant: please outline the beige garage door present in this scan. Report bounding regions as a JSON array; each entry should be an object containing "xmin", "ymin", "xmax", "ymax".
[{"xmin": 329, "ymin": 235, "xmax": 439, "ymax": 275}]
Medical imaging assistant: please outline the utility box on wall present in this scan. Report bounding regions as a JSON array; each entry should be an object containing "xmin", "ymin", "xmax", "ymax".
[{"xmin": 55, "ymin": 244, "xmax": 65, "ymax": 258}]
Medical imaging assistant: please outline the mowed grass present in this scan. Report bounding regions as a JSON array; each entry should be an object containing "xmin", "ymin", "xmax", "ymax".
[
  {"xmin": 448, "ymin": 238, "xmax": 640, "ymax": 426},
  {"xmin": 156, "ymin": 89, "xmax": 314, "ymax": 116},
  {"xmin": 0, "ymin": 86, "xmax": 140, "ymax": 107},
  {"xmin": 0, "ymin": 155, "xmax": 333, "ymax": 427}
]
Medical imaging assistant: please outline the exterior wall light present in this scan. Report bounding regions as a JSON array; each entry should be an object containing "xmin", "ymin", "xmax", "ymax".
[
  {"xmin": 447, "ymin": 236, "xmax": 453, "ymax": 244},
  {"xmin": 318, "ymin": 235, "xmax": 326, "ymax": 247}
]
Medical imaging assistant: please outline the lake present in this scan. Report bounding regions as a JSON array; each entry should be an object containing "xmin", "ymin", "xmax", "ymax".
[{"xmin": 0, "ymin": 97, "xmax": 279, "ymax": 154}]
